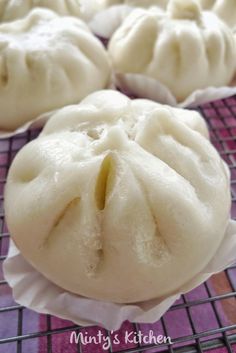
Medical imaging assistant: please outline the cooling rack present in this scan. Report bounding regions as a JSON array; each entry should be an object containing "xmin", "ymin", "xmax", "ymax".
[{"xmin": 0, "ymin": 96, "xmax": 236, "ymax": 353}]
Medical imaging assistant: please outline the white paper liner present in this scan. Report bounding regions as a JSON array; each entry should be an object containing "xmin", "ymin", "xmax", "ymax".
[
  {"xmin": 115, "ymin": 73, "xmax": 236, "ymax": 108},
  {"xmin": 3, "ymin": 220, "xmax": 236, "ymax": 331}
]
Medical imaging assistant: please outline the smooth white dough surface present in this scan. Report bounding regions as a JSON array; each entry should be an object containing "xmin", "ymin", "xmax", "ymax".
[
  {"xmin": 108, "ymin": 0, "xmax": 236, "ymax": 102},
  {"xmin": 0, "ymin": 8, "xmax": 111, "ymax": 130},
  {"xmin": 0, "ymin": 0, "xmax": 82, "ymax": 22},
  {"xmin": 101, "ymin": 0, "xmax": 168, "ymax": 9},
  {"xmin": 0, "ymin": 0, "xmax": 106, "ymax": 22},
  {"xmin": 200, "ymin": 0, "xmax": 236, "ymax": 28},
  {"xmin": 5, "ymin": 90, "xmax": 231, "ymax": 304}
]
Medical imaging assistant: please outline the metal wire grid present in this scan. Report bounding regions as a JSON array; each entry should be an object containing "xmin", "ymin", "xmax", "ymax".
[{"xmin": 0, "ymin": 97, "xmax": 235, "ymax": 353}]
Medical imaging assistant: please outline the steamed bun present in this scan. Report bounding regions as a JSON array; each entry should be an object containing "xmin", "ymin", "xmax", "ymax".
[
  {"xmin": 108, "ymin": 0, "xmax": 236, "ymax": 102},
  {"xmin": 200, "ymin": 0, "xmax": 236, "ymax": 28},
  {"xmin": 0, "ymin": 8, "xmax": 111, "ymax": 130},
  {"xmin": 101, "ymin": 0, "xmax": 168, "ymax": 9},
  {"xmin": 5, "ymin": 90, "xmax": 231, "ymax": 304},
  {"xmin": 0, "ymin": 0, "xmax": 81, "ymax": 22},
  {"xmin": 0, "ymin": 0, "xmax": 106, "ymax": 22}
]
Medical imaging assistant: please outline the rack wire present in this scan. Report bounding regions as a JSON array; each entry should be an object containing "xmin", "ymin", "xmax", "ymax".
[{"xmin": 0, "ymin": 96, "xmax": 236, "ymax": 353}]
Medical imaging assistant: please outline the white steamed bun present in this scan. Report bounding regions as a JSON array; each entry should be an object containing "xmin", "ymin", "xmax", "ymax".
[
  {"xmin": 101, "ymin": 0, "xmax": 168, "ymax": 9},
  {"xmin": 108, "ymin": 0, "xmax": 236, "ymax": 102},
  {"xmin": 0, "ymin": 8, "xmax": 111, "ymax": 130},
  {"xmin": 0, "ymin": 0, "xmax": 107, "ymax": 22},
  {"xmin": 5, "ymin": 90, "xmax": 231, "ymax": 304},
  {"xmin": 0, "ymin": 0, "xmax": 83, "ymax": 22},
  {"xmin": 200, "ymin": 0, "xmax": 236, "ymax": 29}
]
